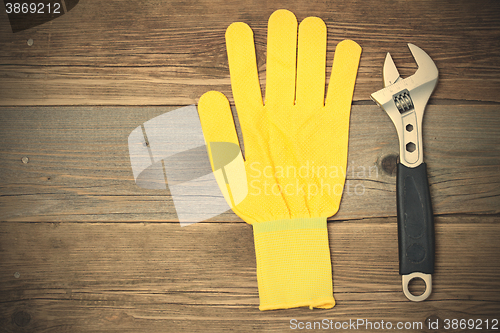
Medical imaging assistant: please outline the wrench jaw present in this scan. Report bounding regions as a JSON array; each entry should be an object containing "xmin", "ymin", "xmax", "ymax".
[
  {"xmin": 408, "ymin": 43, "xmax": 438, "ymax": 86},
  {"xmin": 383, "ymin": 52, "xmax": 401, "ymax": 87},
  {"xmin": 370, "ymin": 44, "xmax": 438, "ymax": 168}
]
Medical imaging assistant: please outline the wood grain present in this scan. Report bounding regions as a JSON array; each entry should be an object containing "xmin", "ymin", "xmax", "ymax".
[
  {"xmin": 0, "ymin": 218, "xmax": 498, "ymax": 332},
  {"xmin": 0, "ymin": 105, "xmax": 498, "ymax": 222},
  {"xmin": 1, "ymin": 0, "xmax": 500, "ymax": 105}
]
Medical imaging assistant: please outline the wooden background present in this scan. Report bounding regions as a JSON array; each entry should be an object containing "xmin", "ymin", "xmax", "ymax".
[{"xmin": 1, "ymin": 0, "xmax": 499, "ymax": 332}]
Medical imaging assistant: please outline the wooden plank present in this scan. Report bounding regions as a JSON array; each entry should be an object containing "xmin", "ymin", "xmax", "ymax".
[
  {"xmin": 1, "ymin": 0, "xmax": 500, "ymax": 105},
  {"xmin": 0, "ymin": 105, "xmax": 498, "ymax": 222},
  {"xmin": 0, "ymin": 217, "xmax": 499, "ymax": 332}
]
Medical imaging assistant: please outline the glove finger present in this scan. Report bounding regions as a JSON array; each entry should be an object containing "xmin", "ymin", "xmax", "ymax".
[
  {"xmin": 265, "ymin": 9, "xmax": 297, "ymax": 107},
  {"xmin": 198, "ymin": 91, "xmax": 248, "ymax": 208},
  {"xmin": 226, "ymin": 22, "xmax": 264, "ymax": 117},
  {"xmin": 295, "ymin": 16, "xmax": 327, "ymax": 108},
  {"xmin": 325, "ymin": 40, "xmax": 362, "ymax": 112}
]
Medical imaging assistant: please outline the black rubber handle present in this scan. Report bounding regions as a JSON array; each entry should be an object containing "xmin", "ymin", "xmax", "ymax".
[{"xmin": 397, "ymin": 163, "xmax": 434, "ymax": 275}]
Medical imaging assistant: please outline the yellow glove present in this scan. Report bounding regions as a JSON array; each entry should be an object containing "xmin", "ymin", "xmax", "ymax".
[{"xmin": 198, "ymin": 9, "xmax": 361, "ymax": 310}]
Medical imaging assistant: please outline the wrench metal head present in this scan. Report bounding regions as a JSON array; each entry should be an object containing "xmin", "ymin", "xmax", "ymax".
[
  {"xmin": 371, "ymin": 44, "xmax": 438, "ymax": 167},
  {"xmin": 383, "ymin": 44, "xmax": 438, "ymax": 89}
]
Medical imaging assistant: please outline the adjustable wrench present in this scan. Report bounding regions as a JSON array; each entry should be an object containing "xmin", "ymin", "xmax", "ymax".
[{"xmin": 371, "ymin": 44, "xmax": 438, "ymax": 301}]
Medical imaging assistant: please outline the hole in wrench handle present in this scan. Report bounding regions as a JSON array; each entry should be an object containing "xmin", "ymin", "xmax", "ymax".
[
  {"xmin": 403, "ymin": 273, "xmax": 432, "ymax": 302},
  {"xmin": 397, "ymin": 162, "xmax": 435, "ymax": 276}
]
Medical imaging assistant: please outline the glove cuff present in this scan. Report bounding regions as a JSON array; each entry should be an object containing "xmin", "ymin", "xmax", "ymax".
[{"xmin": 252, "ymin": 217, "xmax": 335, "ymax": 310}]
